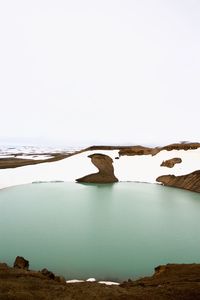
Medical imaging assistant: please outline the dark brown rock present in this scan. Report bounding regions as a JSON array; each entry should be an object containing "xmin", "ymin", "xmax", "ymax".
[
  {"xmin": 13, "ymin": 256, "xmax": 29, "ymax": 270},
  {"xmin": 76, "ymin": 153, "xmax": 118, "ymax": 183},
  {"xmin": 156, "ymin": 170, "xmax": 200, "ymax": 193},
  {"xmin": 41, "ymin": 268, "xmax": 55, "ymax": 279},
  {"xmin": 161, "ymin": 157, "xmax": 182, "ymax": 168}
]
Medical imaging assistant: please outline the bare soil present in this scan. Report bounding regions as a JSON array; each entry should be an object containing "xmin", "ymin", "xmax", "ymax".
[{"xmin": 1, "ymin": 262, "xmax": 200, "ymax": 299}]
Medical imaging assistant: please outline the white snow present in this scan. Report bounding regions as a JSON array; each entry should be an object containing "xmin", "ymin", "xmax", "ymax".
[
  {"xmin": 65, "ymin": 278, "xmax": 119, "ymax": 285},
  {"xmin": 86, "ymin": 278, "xmax": 96, "ymax": 282},
  {"xmin": 13, "ymin": 155, "xmax": 53, "ymax": 160},
  {"xmin": 66, "ymin": 279, "xmax": 84, "ymax": 283},
  {"xmin": 0, "ymin": 145, "xmax": 79, "ymax": 155},
  {"xmin": 98, "ymin": 281, "xmax": 120, "ymax": 285},
  {"xmin": 0, "ymin": 148, "xmax": 199, "ymax": 190}
]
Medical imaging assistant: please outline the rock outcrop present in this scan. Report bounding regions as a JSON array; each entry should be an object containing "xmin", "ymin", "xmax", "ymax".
[
  {"xmin": 13, "ymin": 256, "xmax": 29, "ymax": 270},
  {"xmin": 76, "ymin": 154, "xmax": 118, "ymax": 183},
  {"xmin": 119, "ymin": 142, "xmax": 200, "ymax": 157},
  {"xmin": 160, "ymin": 157, "xmax": 182, "ymax": 168},
  {"xmin": 161, "ymin": 142, "xmax": 200, "ymax": 151},
  {"xmin": 156, "ymin": 170, "xmax": 200, "ymax": 193},
  {"xmin": 119, "ymin": 146, "xmax": 159, "ymax": 156}
]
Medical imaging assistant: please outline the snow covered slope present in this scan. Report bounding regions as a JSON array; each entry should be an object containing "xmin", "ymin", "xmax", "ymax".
[{"xmin": 0, "ymin": 147, "xmax": 199, "ymax": 190}]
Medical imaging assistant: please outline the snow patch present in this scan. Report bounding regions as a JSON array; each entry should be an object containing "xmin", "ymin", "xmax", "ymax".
[
  {"xmin": 0, "ymin": 148, "xmax": 199, "ymax": 190},
  {"xmin": 65, "ymin": 278, "xmax": 119, "ymax": 285},
  {"xmin": 86, "ymin": 278, "xmax": 96, "ymax": 282},
  {"xmin": 66, "ymin": 279, "xmax": 84, "ymax": 283},
  {"xmin": 98, "ymin": 281, "xmax": 119, "ymax": 285}
]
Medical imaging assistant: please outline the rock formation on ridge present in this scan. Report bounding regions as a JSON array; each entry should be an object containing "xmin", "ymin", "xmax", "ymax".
[{"xmin": 118, "ymin": 142, "xmax": 200, "ymax": 156}]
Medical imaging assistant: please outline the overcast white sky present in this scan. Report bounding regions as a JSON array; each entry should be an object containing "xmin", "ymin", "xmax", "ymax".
[{"xmin": 0, "ymin": 0, "xmax": 199, "ymax": 147}]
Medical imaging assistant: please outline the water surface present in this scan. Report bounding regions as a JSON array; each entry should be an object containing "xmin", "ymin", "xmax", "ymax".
[{"xmin": 0, "ymin": 182, "xmax": 200, "ymax": 281}]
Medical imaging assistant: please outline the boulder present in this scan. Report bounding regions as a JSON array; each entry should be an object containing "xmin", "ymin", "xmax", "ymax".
[{"xmin": 13, "ymin": 256, "xmax": 29, "ymax": 270}]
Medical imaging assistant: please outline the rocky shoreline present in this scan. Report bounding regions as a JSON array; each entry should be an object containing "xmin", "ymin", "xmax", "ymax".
[{"xmin": 1, "ymin": 257, "xmax": 200, "ymax": 299}]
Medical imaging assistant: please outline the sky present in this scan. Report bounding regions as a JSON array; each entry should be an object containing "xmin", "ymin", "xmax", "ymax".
[{"xmin": 0, "ymin": 0, "xmax": 199, "ymax": 147}]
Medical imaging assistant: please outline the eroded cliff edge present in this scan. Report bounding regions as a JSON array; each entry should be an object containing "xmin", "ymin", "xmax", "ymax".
[
  {"xmin": 76, "ymin": 153, "xmax": 118, "ymax": 183},
  {"xmin": 156, "ymin": 170, "xmax": 200, "ymax": 193}
]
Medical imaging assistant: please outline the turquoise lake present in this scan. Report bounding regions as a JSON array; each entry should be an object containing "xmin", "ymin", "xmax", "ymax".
[{"xmin": 0, "ymin": 182, "xmax": 200, "ymax": 281}]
